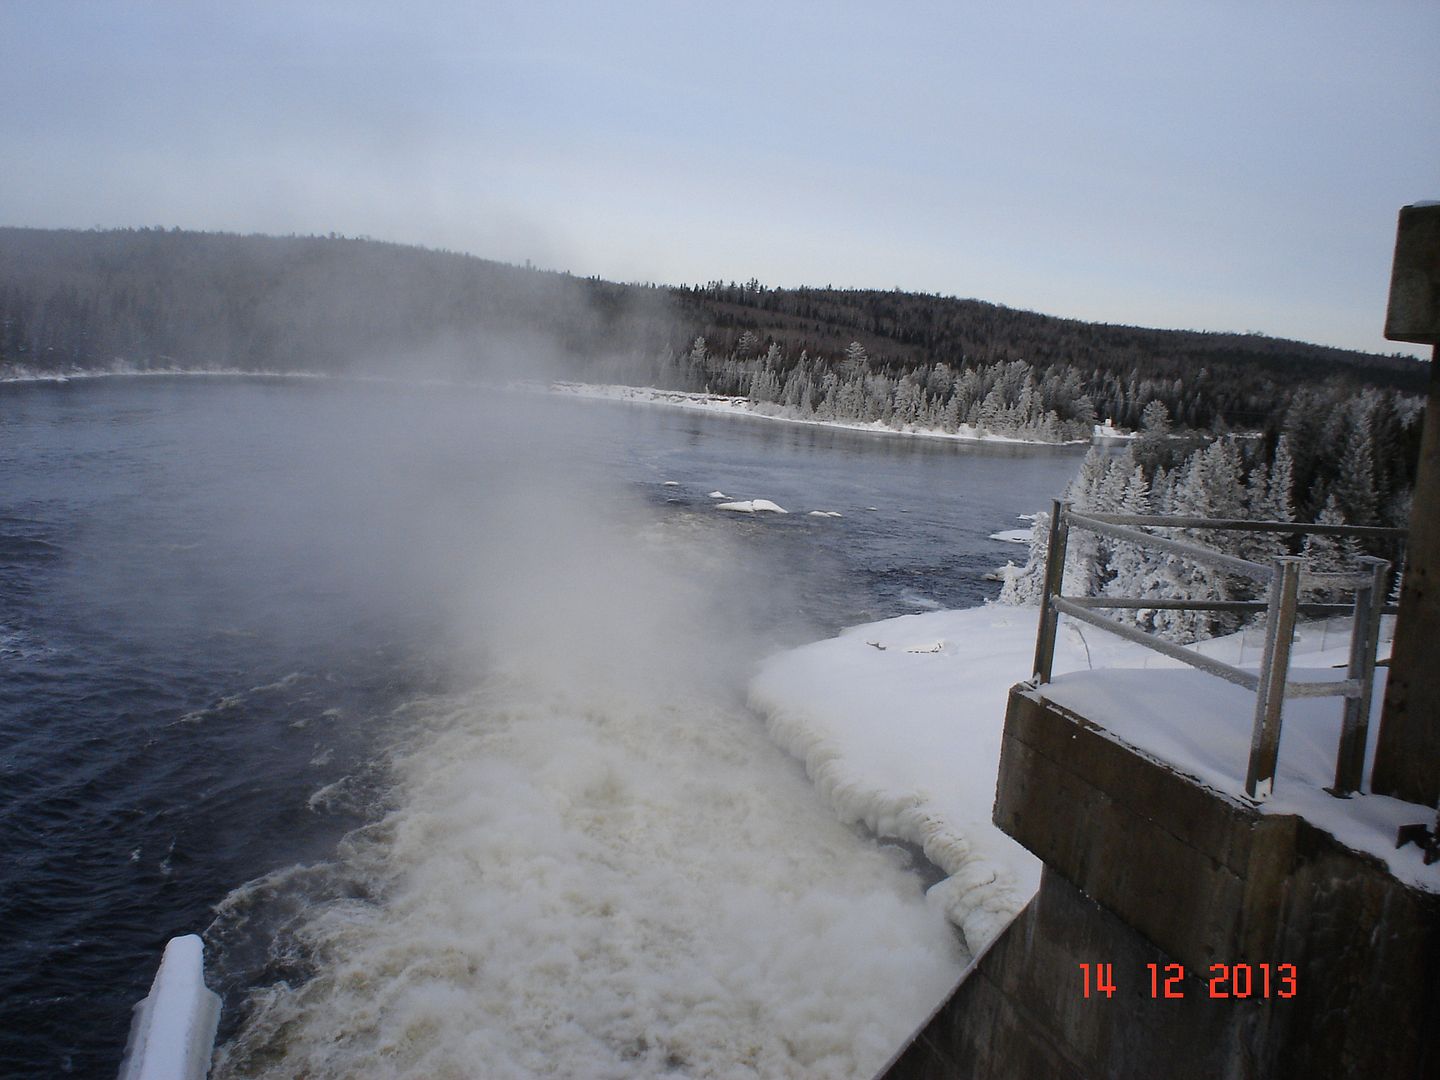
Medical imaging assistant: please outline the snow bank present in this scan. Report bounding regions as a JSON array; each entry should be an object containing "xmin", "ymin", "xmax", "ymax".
[
  {"xmin": 749, "ymin": 603, "xmax": 1436, "ymax": 958},
  {"xmin": 749, "ymin": 606, "xmax": 1053, "ymax": 952},
  {"xmin": 545, "ymin": 381, "xmax": 1085, "ymax": 446},
  {"xmin": 716, "ymin": 499, "xmax": 788, "ymax": 514}
]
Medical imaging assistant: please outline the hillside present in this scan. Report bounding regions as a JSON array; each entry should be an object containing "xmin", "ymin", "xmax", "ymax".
[{"xmin": 0, "ymin": 226, "xmax": 1426, "ymax": 444}]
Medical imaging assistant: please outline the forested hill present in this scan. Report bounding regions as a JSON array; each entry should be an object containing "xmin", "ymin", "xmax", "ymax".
[
  {"xmin": 0, "ymin": 226, "xmax": 685, "ymax": 382},
  {"xmin": 675, "ymin": 281, "xmax": 1424, "ymax": 399},
  {"xmin": 0, "ymin": 227, "xmax": 1427, "ymax": 434}
]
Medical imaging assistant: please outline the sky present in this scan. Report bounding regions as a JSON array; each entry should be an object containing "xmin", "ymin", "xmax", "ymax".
[{"xmin": 4, "ymin": 1, "xmax": 1438, "ymax": 358}]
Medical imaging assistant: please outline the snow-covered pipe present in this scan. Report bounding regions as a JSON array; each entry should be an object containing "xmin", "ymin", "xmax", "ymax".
[{"xmin": 117, "ymin": 934, "xmax": 221, "ymax": 1080}]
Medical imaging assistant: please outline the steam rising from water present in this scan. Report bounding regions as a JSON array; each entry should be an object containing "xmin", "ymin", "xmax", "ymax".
[{"xmin": 208, "ymin": 413, "xmax": 964, "ymax": 1078}]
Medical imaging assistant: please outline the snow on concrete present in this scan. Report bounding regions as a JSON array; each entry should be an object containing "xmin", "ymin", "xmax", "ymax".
[
  {"xmin": 716, "ymin": 499, "xmax": 788, "ymax": 514},
  {"xmin": 708, "ymin": 491, "xmax": 728, "ymax": 499},
  {"xmin": 750, "ymin": 603, "xmax": 1435, "ymax": 959},
  {"xmin": 118, "ymin": 934, "xmax": 221, "ymax": 1080},
  {"xmin": 1040, "ymin": 661, "xmax": 1437, "ymax": 893},
  {"xmin": 807, "ymin": 510, "xmax": 844, "ymax": 518},
  {"xmin": 988, "ymin": 528, "xmax": 1030, "ymax": 544}
]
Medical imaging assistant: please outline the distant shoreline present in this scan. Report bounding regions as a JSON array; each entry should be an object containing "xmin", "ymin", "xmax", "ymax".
[
  {"xmin": 545, "ymin": 380, "xmax": 1090, "ymax": 448},
  {"xmin": 0, "ymin": 367, "xmax": 1091, "ymax": 447}
]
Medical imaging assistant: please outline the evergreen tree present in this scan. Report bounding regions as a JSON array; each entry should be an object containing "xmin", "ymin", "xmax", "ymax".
[
  {"xmin": 1333, "ymin": 400, "xmax": 1379, "ymax": 526},
  {"xmin": 1268, "ymin": 436, "xmax": 1297, "ymax": 523},
  {"xmin": 1102, "ymin": 464, "xmax": 1158, "ymax": 626},
  {"xmin": 998, "ymin": 512, "xmax": 1049, "ymax": 607}
]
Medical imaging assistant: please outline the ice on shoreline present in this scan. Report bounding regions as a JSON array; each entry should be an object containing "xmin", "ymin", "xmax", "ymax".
[
  {"xmin": 547, "ymin": 380, "xmax": 1086, "ymax": 447},
  {"xmin": 716, "ymin": 499, "xmax": 788, "ymax": 514}
]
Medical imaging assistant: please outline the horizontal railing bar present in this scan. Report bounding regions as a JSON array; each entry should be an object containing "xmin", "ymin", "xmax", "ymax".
[
  {"xmin": 1302, "ymin": 602, "xmax": 1394, "ymax": 617},
  {"xmin": 1052, "ymin": 597, "xmax": 1261, "ymax": 691},
  {"xmin": 1298, "ymin": 570, "xmax": 1380, "ymax": 589},
  {"xmin": 1065, "ymin": 512, "xmax": 1273, "ymax": 582},
  {"xmin": 1066, "ymin": 596, "xmax": 1267, "ymax": 612},
  {"xmin": 1064, "ymin": 596, "xmax": 1384, "ymax": 618},
  {"xmin": 1077, "ymin": 513, "xmax": 1406, "ymax": 541},
  {"xmin": 1284, "ymin": 679, "xmax": 1361, "ymax": 699}
]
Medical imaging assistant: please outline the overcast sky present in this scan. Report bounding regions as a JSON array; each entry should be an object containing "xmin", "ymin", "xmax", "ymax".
[{"xmin": 5, "ymin": 1, "xmax": 1437, "ymax": 357}]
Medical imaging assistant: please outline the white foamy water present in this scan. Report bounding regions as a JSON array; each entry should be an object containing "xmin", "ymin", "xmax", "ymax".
[
  {"xmin": 211, "ymin": 482, "xmax": 965, "ymax": 1079},
  {"xmin": 214, "ymin": 678, "xmax": 961, "ymax": 1078}
]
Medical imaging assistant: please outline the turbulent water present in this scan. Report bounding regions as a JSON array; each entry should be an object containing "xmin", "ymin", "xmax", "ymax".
[{"xmin": 0, "ymin": 376, "xmax": 1081, "ymax": 1078}]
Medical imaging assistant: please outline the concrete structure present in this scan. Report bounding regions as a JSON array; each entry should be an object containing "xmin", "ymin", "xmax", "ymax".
[
  {"xmin": 1375, "ymin": 201, "xmax": 1440, "ymax": 806},
  {"xmin": 880, "ymin": 205, "xmax": 1440, "ymax": 1078},
  {"xmin": 882, "ymin": 687, "xmax": 1440, "ymax": 1079}
]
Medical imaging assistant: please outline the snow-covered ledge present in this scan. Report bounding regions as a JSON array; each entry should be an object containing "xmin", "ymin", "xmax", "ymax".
[
  {"xmin": 117, "ymin": 935, "xmax": 220, "ymax": 1080},
  {"xmin": 748, "ymin": 605, "xmax": 1050, "ymax": 954}
]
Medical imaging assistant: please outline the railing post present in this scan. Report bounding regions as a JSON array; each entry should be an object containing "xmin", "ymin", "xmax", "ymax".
[
  {"xmin": 1332, "ymin": 557, "xmax": 1391, "ymax": 796},
  {"xmin": 1247, "ymin": 556, "xmax": 1303, "ymax": 800},
  {"xmin": 1032, "ymin": 499, "xmax": 1071, "ymax": 684}
]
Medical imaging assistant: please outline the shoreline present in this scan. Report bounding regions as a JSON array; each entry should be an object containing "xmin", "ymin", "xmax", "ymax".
[
  {"xmin": 546, "ymin": 380, "xmax": 1089, "ymax": 447},
  {"xmin": 0, "ymin": 366, "xmax": 1090, "ymax": 448}
]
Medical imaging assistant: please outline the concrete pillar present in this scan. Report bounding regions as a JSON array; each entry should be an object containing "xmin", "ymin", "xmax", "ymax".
[{"xmin": 1373, "ymin": 203, "xmax": 1440, "ymax": 805}]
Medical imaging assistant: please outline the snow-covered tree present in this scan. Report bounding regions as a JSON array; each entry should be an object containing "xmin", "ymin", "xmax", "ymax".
[
  {"xmin": 1102, "ymin": 464, "xmax": 1159, "ymax": 626},
  {"xmin": 1301, "ymin": 494, "xmax": 1357, "ymax": 603},
  {"xmin": 999, "ymin": 511, "xmax": 1050, "ymax": 607}
]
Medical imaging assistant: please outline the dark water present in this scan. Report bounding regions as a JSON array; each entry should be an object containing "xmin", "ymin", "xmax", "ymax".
[{"xmin": 0, "ymin": 375, "xmax": 1081, "ymax": 1078}]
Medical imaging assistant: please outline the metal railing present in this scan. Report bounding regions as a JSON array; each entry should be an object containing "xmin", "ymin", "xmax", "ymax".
[{"xmin": 1031, "ymin": 501, "xmax": 1405, "ymax": 802}]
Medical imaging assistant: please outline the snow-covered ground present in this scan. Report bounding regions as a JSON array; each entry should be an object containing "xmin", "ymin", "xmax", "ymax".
[
  {"xmin": 749, "ymin": 603, "xmax": 1434, "ymax": 955},
  {"xmin": 547, "ymin": 381, "xmax": 1082, "ymax": 446}
]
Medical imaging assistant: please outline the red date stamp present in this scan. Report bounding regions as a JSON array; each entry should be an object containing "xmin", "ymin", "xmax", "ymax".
[{"xmin": 1079, "ymin": 962, "xmax": 1297, "ymax": 999}]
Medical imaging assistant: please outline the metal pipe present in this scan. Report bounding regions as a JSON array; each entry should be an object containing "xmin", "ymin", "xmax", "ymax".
[
  {"xmin": 1051, "ymin": 597, "xmax": 1261, "ymax": 691},
  {"xmin": 1079, "ymin": 513, "xmax": 1406, "ymax": 540},
  {"xmin": 1063, "ymin": 596, "xmax": 1393, "ymax": 618},
  {"xmin": 1066, "ymin": 512, "xmax": 1273, "ymax": 582},
  {"xmin": 1333, "ymin": 557, "xmax": 1391, "ymax": 795},
  {"xmin": 1247, "ymin": 557, "xmax": 1303, "ymax": 800},
  {"xmin": 1032, "ymin": 500, "xmax": 1069, "ymax": 683},
  {"xmin": 1066, "ymin": 597, "xmax": 1269, "ymax": 613},
  {"xmin": 1283, "ymin": 679, "xmax": 1361, "ymax": 699}
]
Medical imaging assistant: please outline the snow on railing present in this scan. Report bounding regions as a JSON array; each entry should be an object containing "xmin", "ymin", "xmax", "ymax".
[
  {"xmin": 1031, "ymin": 501, "xmax": 1405, "ymax": 801},
  {"xmin": 117, "ymin": 935, "xmax": 220, "ymax": 1080}
]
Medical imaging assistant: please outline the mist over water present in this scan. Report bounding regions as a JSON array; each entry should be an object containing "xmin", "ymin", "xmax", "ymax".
[
  {"xmin": 0, "ymin": 376, "xmax": 1081, "ymax": 1078},
  {"xmin": 206, "ymin": 392, "xmax": 961, "ymax": 1078}
]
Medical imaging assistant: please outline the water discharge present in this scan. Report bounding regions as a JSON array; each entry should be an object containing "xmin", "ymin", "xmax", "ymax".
[
  {"xmin": 209, "ymin": 480, "xmax": 964, "ymax": 1079},
  {"xmin": 1, "ymin": 377, "xmax": 1080, "ymax": 1077}
]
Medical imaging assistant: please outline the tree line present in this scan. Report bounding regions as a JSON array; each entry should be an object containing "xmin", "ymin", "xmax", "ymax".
[
  {"xmin": 0, "ymin": 226, "xmax": 1425, "ymax": 488},
  {"xmin": 656, "ymin": 334, "xmax": 1099, "ymax": 441},
  {"xmin": 999, "ymin": 388, "xmax": 1416, "ymax": 643}
]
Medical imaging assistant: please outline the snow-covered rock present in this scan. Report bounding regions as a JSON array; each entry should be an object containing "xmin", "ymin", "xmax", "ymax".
[{"xmin": 716, "ymin": 499, "xmax": 788, "ymax": 514}]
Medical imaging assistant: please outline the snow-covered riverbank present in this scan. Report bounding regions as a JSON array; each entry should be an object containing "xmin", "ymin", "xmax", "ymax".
[{"xmin": 547, "ymin": 381, "xmax": 1086, "ymax": 447}]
